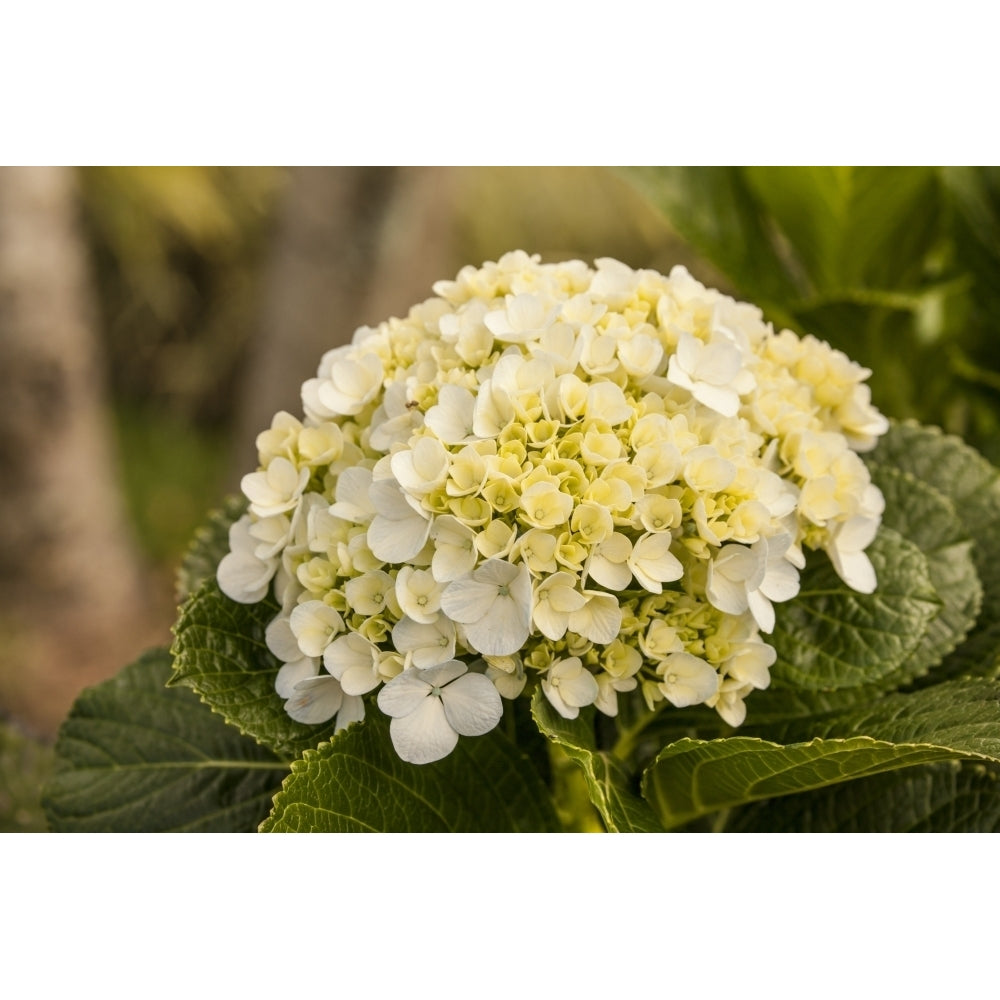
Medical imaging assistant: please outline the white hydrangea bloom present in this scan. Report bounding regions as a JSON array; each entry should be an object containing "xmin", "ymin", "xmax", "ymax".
[{"xmin": 219, "ymin": 252, "xmax": 889, "ymax": 763}]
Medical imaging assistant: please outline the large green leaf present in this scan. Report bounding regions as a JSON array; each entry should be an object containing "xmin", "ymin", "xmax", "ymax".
[
  {"xmin": 43, "ymin": 649, "xmax": 289, "ymax": 832},
  {"xmin": 943, "ymin": 167, "xmax": 1000, "ymax": 324},
  {"xmin": 261, "ymin": 710, "xmax": 560, "ymax": 833},
  {"xmin": 644, "ymin": 678, "xmax": 1000, "ymax": 828},
  {"xmin": 171, "ymin": 579, "xmax": 340, "ymax": 757},
  {"xmin": 769, "ymin": 527, "xmax": 940, "ymax": 691},
  {"xmin": 743, "ymin": 167, "xmax": 941, "ymax": 293},
  {"xmin": 865, "ymin": 462, "xmax": 981, "ymax": 680},
  {"xmin": 725, "ymin": 760, "xmax": 1000, "ymax": 833},
  {"xmin": 530, "ymin": 690, "xmax": 664, "ymax": 833},
  {"xmin": 867, "ymin": 421, "xmax": 1000, "ymax": 678}
]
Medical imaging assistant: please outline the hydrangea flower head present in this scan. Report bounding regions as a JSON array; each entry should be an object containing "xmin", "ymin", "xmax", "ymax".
[{"xmin": 219, "ymin": 252, "xmax": 888, "ymax": 763}]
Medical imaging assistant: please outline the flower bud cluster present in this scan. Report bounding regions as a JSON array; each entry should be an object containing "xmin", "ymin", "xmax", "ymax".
[{"xmin": 218, "ymin": 252, "xmax": 888, "ymax": 762}]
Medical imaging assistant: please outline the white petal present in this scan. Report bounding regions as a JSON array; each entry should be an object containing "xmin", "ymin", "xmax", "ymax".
[
  {"xmin": 284, "ymin": 675, "xmax": 343, "ymax": 724},
  {"xmin": 335, "ymin": 694, "xmax": 366, "ymax": 732},
  {"xmin": 330, "ymin": 467, "xmax": 374, "ymax": 523},
  {"xmin": 706, "ymin": 564, "xmax": 751, "ymax": 616},
  {"xmin": 715, "ymin": 692, "xmax": 747, "ymax": 727},
  {"xmin": 425, "ymin": 385, "xmax": 477, "ymax": 444},
  {"xmin": 392, "ymin": 617, "xmax": 457, "ymax": 668},
  {"xmin": 659, "ymin": 652, "xmax": 719, "ymax": 708},
  {"xmin": 691, "ymin": 381, "xmax": 740, "ymax": 417},
  {"xmin": 440, "ymin": 672, "xmax": 503, "ymax": 736},
  {"xmin": 367, "ymin": 512, "xmax": 431, "ymax": 562},
  {"xmin": 747, "ymin": 588, "xmax": 776, "ymax": 633},
  {"xmin": 377, "ymin": 669, "xmax": 432, "ymax": 718},
  {"xmin": 265, "ymin": 614, "xmax": 302, "ymax": 662},
  {"xmin": 418, "ymin": 660, "xmax": 468, "ymax": 687},
  {"xmin": 761, "ymin": 557, "xmax": 801, "ymax": 603},
  {"xmin": 829, "ymin": 548, "xmax": 877, "ymax": 594},
  {"xmin": 541, "ymin": 679, "xmax": 579, "ymax": 720},
  {"xmin": 389, "ymin": 697, "xmax": 459, "ymax": 764},
  {"xmin": 440, "ymin": 577, "xmax": 502, "ymax": 623},
  {"xmin": 487, "ymin": 665, "xmax": 527, "ymax": 699},
  {"xmin": 339, "ymin": 663, "xmax": 379, "ymax": 696},
  {"xmin": 533, "ymin": 600, "xmax": 569, "ymax": 641},
  {"xmin": 462, "ymin": 596, "xmax": 530, "ymax": 656},
  {"xmin": 217, "ymin": 549, "xmax": 276, "ymax": 604},
  {"xmin": 559, "ymin": 668, "xmax": 600, "ymax": 709},
  {"xmin": 275, "ymin": 657, "xmax": 319, "ymax": 698},
  {"xmin": 696, "ymin": 339, "xmax": 743, "ymax": 384},
  {"xmin": 568, "ymin": 592, "xmax": 622, "ymax": 644},
  {"xmin": 587, "ymin": 557, "xmax": 634, "ymax": 592},
  {"xmin": 323, "ymin": 632, "xmax": 376, "ymax": 680},
  {"xmin": 838, "ymin": 515, "xmax": 880, "ymax": 552}
]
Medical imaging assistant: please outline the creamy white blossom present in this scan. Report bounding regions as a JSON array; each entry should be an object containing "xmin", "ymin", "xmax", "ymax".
[{"xmin": 219, "ymin": 252, "xmax": 888, "ymax": 761}]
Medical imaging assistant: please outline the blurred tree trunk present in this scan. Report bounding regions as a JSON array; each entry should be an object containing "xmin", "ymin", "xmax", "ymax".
[
  {"xmin": 0, "ymin": 166, "xmax": 160, "ymax": 735},
  {"xmin": 230, "ymin": 166, "xmax": 457, "ymax": 477}
]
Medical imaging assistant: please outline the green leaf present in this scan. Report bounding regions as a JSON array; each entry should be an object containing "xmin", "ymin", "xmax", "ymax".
[
  {"xmin": 530, "ymin": 690, "xmax": 664, "ymax": 833},
  {"xmin": 867, "ymin": 421, "xmax": 1000, "ymax": 678},
  {"xmin": 171, "ymin": 579, "xmax": 340, "ymax": 757},
  {"xmin": 769, "ymin": 527, "xmax": 940, "ymax": 691},
  {"xmin": 725, "ymin": 761, "xmax": 1000, "ymax": 833},
  {"xmin": 643, "ymin": 678, "xmax": 1000, "ymax": 829},
  {"xmin": 644, "ymin": 735, "xmax": 962, "ymax": 830},
  {"xmin": 261, "ymin": 710, "xmax": 561, "ymax": 833},
  {"xmin": 175, "ymin": 495, "xmax": 245, "ymax": 601},
  {"xmin": 743, "ymin": 166, "xmax": 941, "ymax": 293},
  {"xmin": 42, "ymin": 649, "xmax": 289, "ymax": 832},
  {"xmin": 942, "ymin": 167, "xmax": 1000, "ymax": 321},
  {"xmin": 865, "ymin": 463, "xmax": 981, "ymax": 680}
]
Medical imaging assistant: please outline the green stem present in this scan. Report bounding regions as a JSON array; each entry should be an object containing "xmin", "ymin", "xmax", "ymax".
[{"xmin": 611, "ymin": 707, "xmax": 662, "ymax": 763}]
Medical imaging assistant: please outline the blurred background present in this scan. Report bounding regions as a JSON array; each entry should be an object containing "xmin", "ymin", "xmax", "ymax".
[{"xmin": 3, "ymin": 165, "xmax": 1000, "ymax": 830}]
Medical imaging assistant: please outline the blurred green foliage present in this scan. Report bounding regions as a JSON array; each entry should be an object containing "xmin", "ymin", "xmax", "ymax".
[
  {"xmin": 0, "ymin": 720, "xmax": 54, "ymax": 832},
  {"xmin": 113, "ymin": 404, "xmax": 230, "ymax": 565},
  {"xmin": 625, "ymin": 167, "xmax": 1000, "ymax": 464},
  {"xmin": 80, "ymin": 166, "xmax": 285, "ymax": 572},
  {"xmin": 80, "ymin": 165, "xmax": 284, "ymax": 424}
]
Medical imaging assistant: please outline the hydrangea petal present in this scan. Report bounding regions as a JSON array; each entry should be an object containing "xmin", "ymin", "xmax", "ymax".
[
  {"xmin": 285, "ymin": 675, "xmax": 343, "ymax": 724},
  {"xmin": 335, "ymin": 694, "xmax": 366, "ymax": 731},
  {"xmin": 389, "ymin": 697, "xmax": 459, "ymax": 764},
  {"xmin": 275, "ymin": 657, "xmax": 319, "ymax": 698},
  {"xmin": 440, "ymin": 672, "xmax": 503, "ymax": 737},
  {"xmin": 377, "ymin": 671, "xmax": 431, "ymax": 718}
]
